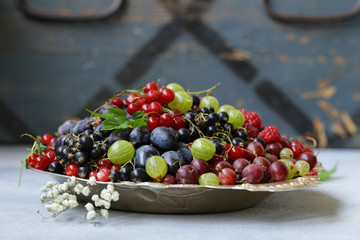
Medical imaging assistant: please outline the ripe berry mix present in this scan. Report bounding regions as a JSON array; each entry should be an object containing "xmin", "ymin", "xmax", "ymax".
[{"xmin": 24, "ymin": 82, "xmax": 318, "ymax": 185}]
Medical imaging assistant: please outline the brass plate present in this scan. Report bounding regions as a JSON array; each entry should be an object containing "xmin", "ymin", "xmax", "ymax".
[{"xmin": 32, "ymin": 164, "xmax": 321, "ymax": 214}]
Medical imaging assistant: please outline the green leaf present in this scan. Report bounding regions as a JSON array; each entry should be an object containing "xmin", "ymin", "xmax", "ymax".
[
  {"xmin": 319, "ymin": 163, "xmax": 338, "ymax": 181},
  {"xmin": 87, "ymin": 107, "xmax": 148, "ymax": 131},
  {"xmin": 86, "ymin": 109, "xmax": 110, "ymax": 119}
]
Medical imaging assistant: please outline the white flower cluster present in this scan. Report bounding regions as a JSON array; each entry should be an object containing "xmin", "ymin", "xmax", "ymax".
[
  {"xmin": 39, "ymin": 176, "xmax": 120, "ymax": 221},
  {"xmin": 86, "ymin": 183, "xmax": 119, "ymax": 220},
  {"xmin": 40, "ymin": 177, "xmax": 79, "ymax": 216}
]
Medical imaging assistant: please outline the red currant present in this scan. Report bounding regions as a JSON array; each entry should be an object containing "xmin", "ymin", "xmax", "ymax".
[
  {"xmin": 228, "ymin": 146, "xmax": 248, "ymax": 161},
  {"xmin": 41, "ymin": 134, "xmax": 54, "ymax": 146},
  {"xmin": 97, "ymin": 159, "xmax": 112, "ymax": 170},
  {"xmin": 97, "ymin": 168, "xmax": 110, "ymax": 182},
  {"xmin": 29, "ymin": 154, "xmax": 48, "ymax": 170},
  {"xmin": 110, "ymin": 97, "xmax": 124, "ymax": 109},
  {"xmin": 144, "ymin": 82, "xmax": 159, "ymax": 93},
  {"xmin": 146, "ymin": 90, "xmax": 160, "ymax": 103},
  {"xmin": 111, "ymin": 165, "xmax": 121, "ymax": 170},
  {"xmin": 148, "ymin": 102, "xmax": 162, "ymax": 117},
  {"xmin": 171, "ymin": 109, "xmax": 182, "ymax": 118},
  {"xmin": 172, "ymin": 117, "xmax": 185, "ymax": 130},
  {"xmin": 89, "ymin": 170, "xmax": 98, "ymax": 180},
  {"xmin": 147, "ymin": 116, "xmax": 161, "ymax": 131},
  {"xmin": 65, "ymin": 163, "xmax": 79, "ymax": 177},
  {"xmin": 126, "ymin": 93, "xmax": 140, "ymax": 105},
  {"xmin": 160, "ymin": 113, "xmax": 174, "ymax": 127},
  {"xmin": 137, "ymin": 97, "xmax": 147, "ymax": 107},
  {"xmin": 127, "ymin": 103, "xmax": 141, "ymax": 115},
  {"xmin": 44, "ymin": 148, "xmax": 56, "ymax": 163},
  {"xmin": 141, "ymin": 103, "xmax": 151, "ymax": 113},
  {"xmin": 159, "ymin": 88, "xmax": 175, "ymax": 104}
]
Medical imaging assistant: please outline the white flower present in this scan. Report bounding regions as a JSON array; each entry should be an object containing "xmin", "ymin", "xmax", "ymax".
[
  {"xmin": 85, "ymin": 203, "xmax": 94, "ymax": 211},
  {"xmin": 111, "ymin": 191, "xmax": 120, "ymax": 201},
  {"xmin": 50, "ymin": 203, "xmax": 65, "ymax": 213},
  {"xmin": 45, "ymin": 204, "xmax": 52, "ymax": 211},
  {"xmin": 67, "ymin": 194, "xmax": 77, "ymax": 202},
  {"xmin": 59, "ymin": 183, "xmax": 68, "ymax": 192},
  {"xmin": 40, "ymin": 194, "xmax": 47, "ymax": 203},
  {"xmin": 70, "ymin": 176, "xmax": 77, "ymax": 185},
  {"xmin": 54, "ymin": 195, "xmax": 65, "ymax": 204},
  {"xmin": 100, "ymin": 209, "xmax": 109, "ymax": 218},
  {"xmin": 86, "ymin": 210, "xmax": 97, "ymax": 220},
  {"xmin": 62, "ymin": 200, "xmax": 70, "ymax": 207},
  {"xmin": 46, "ymin": 181, "xmax": 55, "ymax": 188},
  {"xmin": 40, "ymin": 185, "xmax": 47, "ymax": 192},
  {"xmin": 74, "ymin": 184, "xmax": 84, "ymax": 194},
  {"xmin": 100, "ymin": 189, "xmax": 112, "ymax": 202},
  {"xmin": 68, "ymin": 200, "xmax": 79, "ymax": 209},
  {"xmin": 103, "ymin": 200, "xmax": 111, "ymax": 209},
  {"xmin": 88, "ymin": 176, "xmax": 97, "ymax": 186},
  {"xmin": 91, "ymin": 194, "xmax": 100, "ymax": 202},
  {"xmin": 81, "ymin": 186, "xmax": 91, "ymax": 196},
  {"xmin": 107, "ymin": 184, "xmax": 115, "ymax": 193}
]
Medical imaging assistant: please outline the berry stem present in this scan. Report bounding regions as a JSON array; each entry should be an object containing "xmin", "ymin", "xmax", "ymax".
[{"xmin": 187, "ymin": 83, "xmax": 220, "ymax": 95}]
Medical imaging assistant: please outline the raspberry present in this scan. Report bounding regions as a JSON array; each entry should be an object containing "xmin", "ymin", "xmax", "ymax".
[
  {"xmin": 245, "ymin": 124, "xmax": 259, "ymax": 139},
  {"xmin": 258, "ymin": 126, "xmax": 281, "ymax": 144},
  {"xmin": 245, "ymin": 112, "xmax": 262, "ymax": 128}
]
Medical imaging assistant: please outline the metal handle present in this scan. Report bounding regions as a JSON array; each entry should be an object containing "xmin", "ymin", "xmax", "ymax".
[
  {"xmin": 262, "ymin": 0, "xmax": 360, "ymax": 25},
  {"xmin": 16, "ymin": 0, "xmax": 123, "ymax": 21}
]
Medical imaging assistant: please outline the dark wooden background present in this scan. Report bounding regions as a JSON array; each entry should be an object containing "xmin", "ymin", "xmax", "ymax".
[{"xmin": 1, "ymin": 0, "xmax": 360, "ymax": 147}]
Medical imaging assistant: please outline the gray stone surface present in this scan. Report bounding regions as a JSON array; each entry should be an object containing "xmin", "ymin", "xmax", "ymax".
[{"xmin": 0, "ymin": 145, "xmax": 358, "ymax": 239}]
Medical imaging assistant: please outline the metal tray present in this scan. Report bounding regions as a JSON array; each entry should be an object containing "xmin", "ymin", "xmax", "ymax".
[{"xmin": 33, "ymin": 166, "xmax": 321, "ymax": 214}]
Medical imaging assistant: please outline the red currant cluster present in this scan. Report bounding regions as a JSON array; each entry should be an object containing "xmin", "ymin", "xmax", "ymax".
[
  {"xmin": 27, "ymin": 134, "xmax": 56, "ymax": 170},
  {"xmin": 111, "ymin": 82, "xmax": 185, "ymax": 131}
]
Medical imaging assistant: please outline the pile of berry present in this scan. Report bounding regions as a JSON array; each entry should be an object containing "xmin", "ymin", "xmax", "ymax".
[{"xmin": 25, "ymin": 82, "xmax": 318, "ymax": 185}]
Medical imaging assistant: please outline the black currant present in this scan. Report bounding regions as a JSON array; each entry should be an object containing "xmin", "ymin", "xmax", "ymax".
[
  {"xmin": 48, "ymin": 162, "xmax": 64, "ymax": 174},
  {"xmin": 79, "ymin": 135, "xmax": 94, "ymax": 151},
  {"xmin": 109, "ymin": 169, "xmax": 121, "ymax": 182},
  {"xmin": 253, "ymin": 137, "xmax": 266, "ymax": 147},
  {"xmin": 211, "ymin": 139, "xmax": 223, "ymax": 154},
  {"xmin": 218, "ymin": 112, "xmax": 229, "ymax": 123},
  {"xmin": 236, "ymin": 130, "xmax": 248, "ymax": 141},
  {"xmin": 232, "ymin": 137, "xmax": 245, "ymax": 147},
  {"xmin": 77, "ymin": 165, "xmax": 91, "ymax": 179},
  {"xmin": 120, "ymin": 164, "xmax": 133, "ymax": 181},
  {"xmin": 177, "ymin": 128, "xmax": 191, "ymax": 143}
]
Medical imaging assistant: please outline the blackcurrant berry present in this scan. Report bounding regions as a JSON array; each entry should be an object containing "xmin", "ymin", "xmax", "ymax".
[
  {"xmin": 218, "ymin": 112, "xmax": 229, "ymax": 123},
  {"xmin": 77, "ymin": 165, "xmax": 91, "ymax": 179}
]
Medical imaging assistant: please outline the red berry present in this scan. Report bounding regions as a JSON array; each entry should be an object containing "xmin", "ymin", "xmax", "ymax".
[
  {"xmin": 97, "ymin": 168, "xmax": 110, "ymax": 182},
  {"xmin": 222, "ymin": 143, "xmax": 232, "ymax": 154},
  {"xmin": 41, "ymin": 134, "xmax": 54, "ymax": 146},
  {"xmin": 246, "ymin": 141, "xmax": 265, "ymax": 160},
  {"xmin": 110, "ymin": 97, "xmax": 124, "ymax": 109},
  {"xmin": 126, "ymin": 93, "xmax": 141, "ymax": 105},
  {"xmin": 44, "ymin": 148, "xmax": 56, "ymax": 163},
  {"xmin": 97, "ymin": 159, "xmax": 112, "ymax": 170},
  {"xmin": 245, "ymin": 112, "xmax": 262, "ymax": 129},
  {"xmin": 161, "ymin": 175, "xmax": 176, "ymax": 184},
  {"xmin": 218, "ymin": 168, "xmax": 237, "ymax": 185},
  {"xmin": 245, "ymin": 124, "xmax": 259, "ymax": 139},
  {"xmin": 89, "ymin": 170, "xmax": 98, "ymax": 180},
  {"xmin": 147, "ymin": 116, "xmax": 162, "ymax": 131},
  {"xmin": 298, "ymin": 151, "xmax": 317, "ymax": 170},
  {"xmin": 137, "ymin": 97, "xmax": 147, "ymax": 107},
  {"xmin": 160, "ymin": 113, "xmax": 174, "ymax": 127},
  {"xmin": 141, "ymin": 103, "xmax": 151, "ymax": 113},
  {"xmin": 65, "ymin": 163, "xmax": 79, "ymax": 177},
  {"xmin": 304, "ymin": 147, "xmax": 314, "ymax": 154},
  {"xmin": 159, "ymin": 88, "xmax": 175, "ymax": 104},
  {"xmin": 228, "ymin": 146, "xmax": 248, "ymax": 161},
  {"xmin": 172, "ymin": 117, "xmax": 185, "ymax": 130},
  {"xmin": 146, "ymin": 90, "xmax": 160, "ymax": 103},
  {"xmin": 171, "ymin": 109, "xmax": 182, "ymax": 118},
  {"xmin": 127, "ymin": 103, "xmax": 141, "ymax": 115},
  {"xmin": 148, "ymin": 102, "xmax": 162, "ymax": 117},
  {"xmin": 290, "ymin": 141, "xmax": 305, "ymax": 158},
  {"xmin": 111, "ymin": 165, "xmax": 121, "ymax": 170},
  {"xmin": 268, "ymin": 161, "xmax": 288, "ymax": 182},
  {"xmin": 258, "ymin": 126, "xmax": 281, "ymax": 144},
  {"xmin": 144, "ymin": 82, "xmax": 159, "ymax": 93},
  {"xmin": 29, "ymin": 154, "xmax": 48, "ymax": 170},
  {"xmin": 242, "ymin": 164, "xmax": 264, "ymax": 184}
]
